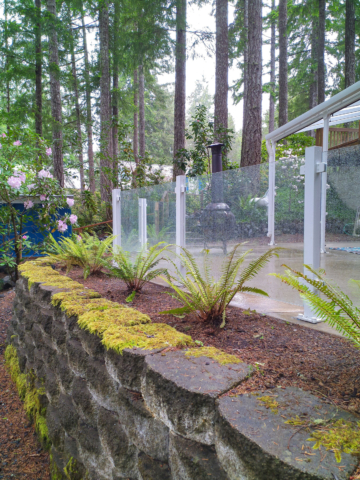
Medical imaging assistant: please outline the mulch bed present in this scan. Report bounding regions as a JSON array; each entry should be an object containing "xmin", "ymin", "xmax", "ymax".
[{"xmin": 0, "ymin": 290, "xmax": 50, "ymax": 480}]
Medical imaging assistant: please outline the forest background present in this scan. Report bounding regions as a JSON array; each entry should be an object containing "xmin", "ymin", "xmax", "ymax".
[{"xmin": 0, "ymin": 0, "xmax": 359, "ymax": 216}]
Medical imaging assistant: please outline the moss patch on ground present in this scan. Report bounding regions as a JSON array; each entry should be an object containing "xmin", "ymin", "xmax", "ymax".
[
  {"xmin": 185, "ymin": 346, "xmax": 242, "ymax": 365},
  {"xmin": 257, "ymin": 395, "xmax": 280, "ymax": 414},
  {"xmin": 5, "ymin": 344, "xmax": 50, "ymax": 449}
]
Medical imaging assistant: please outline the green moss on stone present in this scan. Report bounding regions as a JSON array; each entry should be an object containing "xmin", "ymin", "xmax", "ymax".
[
  {"xmin": 185, "ymin": 346, "xmax": 242, "ymax": 365},
  {"xmin": 257, "ymin": 395, "xmax": 280, "ymax": 414}
]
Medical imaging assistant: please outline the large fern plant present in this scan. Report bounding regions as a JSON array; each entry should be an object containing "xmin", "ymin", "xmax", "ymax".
[
  {"xmin": 160, "ymin": 244, "xmax": 282, "ymax": 328},
  {"xmin": 103, "ymin": 242, "xmax": 170, "ymax": 301},
  {"xmin": 274, "ymin": 265, "xmax": 360, "ymax": 348},
  {"xmin": 44, "ymin": 233, "xmax": 114, "ymax": 279}
]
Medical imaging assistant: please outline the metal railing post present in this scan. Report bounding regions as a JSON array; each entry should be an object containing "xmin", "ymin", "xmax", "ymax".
[
  {"xmin": 298, "ymin": 146, "xmax": 326, "ymax": 323},
  {"xmin": 320, "ymin": 113, "xmax": 330, "ymax": 253},
  {"xmin": 112, "ymin": 189, "xmax": 121, "ymax": 253},
  {"xmin": 266, "ymin": 139, "xmax": 276, "ymax": 245},
  {"xmin": 176, "ymin": 175, "xmax": 186, "ymax": 276},
  {"xmin": 138, "ymin": 198, "xmax": 147, "ymax": 249}
]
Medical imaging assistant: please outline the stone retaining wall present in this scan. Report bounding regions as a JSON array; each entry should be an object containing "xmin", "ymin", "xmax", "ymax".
[{"xmin": 6, "ymin": 261, "xmax": 359, "ymax": 480}]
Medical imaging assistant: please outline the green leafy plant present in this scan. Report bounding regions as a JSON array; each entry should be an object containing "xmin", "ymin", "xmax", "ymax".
[
  {"xmin": 103, "ymin": 242, "xmax": 170, "ymax": 301},
  {"xmin": 273, "ymin": 265, "xmax": 360, "ymax": 348},
  {"xmin": 147, "ymin": 224, "xmax": 171, "ymax": 246},
  {"xmin": 121, "ymin": 228, "xmax": 140, "ymax": 251},
  {"xmin": 160, "ymin": 244, "xmax": 282, "ymax": 328},
  {"xmin": 44, "ymin": 233, "xmax": 114, "ymax": 279}
]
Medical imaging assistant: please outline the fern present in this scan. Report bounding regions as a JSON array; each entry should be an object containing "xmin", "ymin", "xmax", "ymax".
[
  {"xmin": 44, "ymin": 233, "xmax": 114, "ymax": 279},
  {"xmin": 273, "ymin": 265, "xmax": 360, "ymax": 348},
  {"xmin": 103, "ymin": 242, "xmax": 170, "ymax": 301},
  {"xmin": 147, "ymin": 224, "xmax": 171, "ymax": 247},
  {"xmin": 160, "ymin": 244, "xmax": 282, "ymax": 328}
]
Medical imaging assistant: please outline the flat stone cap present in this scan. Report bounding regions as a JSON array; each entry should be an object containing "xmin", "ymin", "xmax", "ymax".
[{"xmin": 217, "ymin": 387, "xmax": 358, "ymax": 479}]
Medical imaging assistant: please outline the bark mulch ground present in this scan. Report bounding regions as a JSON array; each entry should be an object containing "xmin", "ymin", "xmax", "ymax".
[{"xmin": 0, "ymin": 290, "xmax": 50, "ymax": 480}]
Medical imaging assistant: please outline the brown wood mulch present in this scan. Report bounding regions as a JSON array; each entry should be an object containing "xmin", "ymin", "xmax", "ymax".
[{"xmin": 0, "ymin": 290, "xmax": 50, "ymax": 480}]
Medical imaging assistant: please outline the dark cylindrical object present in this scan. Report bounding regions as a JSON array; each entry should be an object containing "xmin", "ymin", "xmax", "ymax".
[{"xmin": 207, "ymin": 142, "xmax": 224, "ymax": 173}]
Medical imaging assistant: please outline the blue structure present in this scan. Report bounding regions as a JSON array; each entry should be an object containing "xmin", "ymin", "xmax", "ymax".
[{"xmin": 0, "ymin": 201, "xmax": 72, "ymax": 258}]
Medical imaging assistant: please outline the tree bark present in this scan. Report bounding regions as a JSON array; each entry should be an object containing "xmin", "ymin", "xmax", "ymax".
[
  {"xmin": 240, "ymin": 0, "xmax": 262, "ymax": 167},
  {"xmin": 139, "ymin": 65, "xmax": 145, "ymax": 159},
  {"xmin": 35, "ymin": 0, "xmax": 42, "ymax": 137},
  {"xmin": 269, "ymin": 0, "xmax": 275, "ymax": 133},
  {"xmin": 345, "ymin": 0, "xmax": 355, "ymax": 88},
  {"xmin": 4, "ymin": 0, "xmax": 10, "ymax": 135},
  {"xmin": 242, "ymin": 0, "xmax": 248, "ymax": 136},
  {"xmin": 172, "ymin": 0, "xmax": 186, "ymax": 179},
  {"xmin": 278, "ymin": 0, "xmax": 288, "ymax": 127},
  {"xmin": 81, "ymin": 12, "xmax": 95, "ymax": 193},
  {"xmin": 70, "ymin": 34, "xmax": 85, "ymax": 192},
  {"xmin": 214, "ymin": 0, "xmax": 228, "ymax": 141},
  {"xmin": 317, "ymin": 0, "xmax": 326, "ymax": 104},
  {"xmin": 133, "ymin": 68, "xmax": 139, "ymax": 163},
  {"xmin": 99, "ymin": 0, "xmax": 113, "ymax": 213},
  {"xmin": 309, "ymin": 10, "xmax": 319, "ymax": 111},
  {"xmin": 112, "ymin": 0, "xmax": 120, "ymax": 187},
  {"xmin": 47, "ymin": 0, "xmax": 64, "ymax": 186}
]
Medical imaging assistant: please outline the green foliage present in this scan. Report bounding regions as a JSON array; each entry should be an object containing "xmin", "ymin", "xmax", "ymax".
[
  {"xmin": 103, "ymin": 242, "xmax": 170, "ymax": 300},
  {"xmin": 160, "ymin": 244, "xmax": 282, "ymax": 328},
  {"xmin": 44, "ymin": 233, "xmax": 114, "ymax": 279},
  {"xmin": 147, "ymin": 224, "xmax": 171, "ymax": 246},
  {"xmin": 273, "ymin": 265, "xmax": 360, "ymax": 348},
  {"xmin": 261, "ymin": 134, "xmax": 315, "ymax": 163},
  {"xmin": 176, "ymin": 105, "xmax": 235, "ymax": 177}
]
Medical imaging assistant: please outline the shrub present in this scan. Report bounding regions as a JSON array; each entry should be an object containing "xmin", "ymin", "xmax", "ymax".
[
  {"xmin": 103, "ymin": 242, "xmax": 170, "ymax": 302},
  {"xmin": 160, "ymin": 244, "xmax": 282, "ymax": 327},
  {"xmin": 273, "ymin": 265, "xmax": 360, "ymax": 348},
  {"xmin": 44, "ymin": 233, "xmax": 114, "ymax": 279}
]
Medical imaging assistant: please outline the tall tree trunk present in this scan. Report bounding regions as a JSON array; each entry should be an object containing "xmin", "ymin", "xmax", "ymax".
[
  {"xmin": 345, "ymin": 0, "xmax": 356, "ymax": 88},
  {"xmin": 81, "ymin": 12, "xmax": 95, "ymax": 194},
  {"xmin": 70, "ymin": 34, "xmax": 85, "ymax": 192},
  {"xmin": 240, "ymin": 0, "xmax": 262, "ymax": 167},
  {"xmin": 139, "ymin": 64, "xmax": 145, "ymax": 159},
  {"xmin": 309, "ymin": 11, "xmax": 319, "ymax": 111},
  {"xmin": 269, "ymin": 0, "xmax": 275, "ymax": 133},
  {"xmin": 278, "ymin": 0, "xmax": 288, "ymax": 127},
  {"xmin": 35, "ymin": 0, "xmax": 42, "ymax": 137},
  {"xmin": 133, "ymin": 68, "xmax": 139, "ymax": 163},
  {"xmin": 112, "ymin": 0, "xmax": 120, "ymax": 188},
  {"xmin": 99, "ymin": 0, "xmax": 113, "ymax": 214},
  {"xmin": 242, "ymin": 0, "xmax": 248, "ymax": 137},
  {"xmin": 47, "ymin": 0, "xmax": 64, "ymax": 186},
  {"xmin": 4, "ymin": 0, "xmax": 10, "ymax": 135},
  {"xmin": 214, "ymin": 0, "xmax": 228, "ymax": 143},
  {"xmin": 172, "ymin": 0, "xmax": 186, "ymax": 179},
  {"xmin": 317, "ymin": 0, "xmax": 326, "ymax": 104}
]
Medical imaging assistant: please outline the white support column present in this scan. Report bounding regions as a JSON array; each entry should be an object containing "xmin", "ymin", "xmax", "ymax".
[
  {"xmin": 298, "ymin": 146, "xmax": 326, "ymax": 323},
  {"xmin": 176, "ymin": 175, "xmax": 186, "ymax": 276},
  {"xmin": 112, "ymin": 189, "xmax": 121, "ymax": 253},
  {"xmin": 266, "ymin": 139, "xmax": 276, "ymax": 245},
  {"xmin": 138, "ymin": 198, "xmax": 147, "ymax": 249},
  {"xmin": 320, "ymin": 113, "xmax": 330, "ymax": 253}
]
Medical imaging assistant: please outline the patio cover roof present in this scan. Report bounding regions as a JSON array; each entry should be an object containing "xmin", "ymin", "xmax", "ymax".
[{"xmin": 265, "ymin": 81, "xmax": 360, "ymax": 143}]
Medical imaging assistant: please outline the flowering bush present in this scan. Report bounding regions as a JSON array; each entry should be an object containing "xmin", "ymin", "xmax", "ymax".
[{"xmin": 0, "ymin": 129, "xmax": 77, "ymax": 277}]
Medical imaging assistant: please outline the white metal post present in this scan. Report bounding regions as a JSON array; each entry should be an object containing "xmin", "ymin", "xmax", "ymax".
[
  {"xmin": 176, "ymin": 175, "xmax": 186, "ymax": 276},
  {"xmin": 266, "ymin": 139, "xmax": 276, "ymax": 245},
  {"xmin": 320, "ymin": 113, "xmax": 330, "ymax": 253},
  {"xmin": 138, "ymin": 198, "xmax": 147, "ymax": 249},
  {"xmin": 298, "ymin": 146, "xmax": 326, "ymax": 323},
  {"xmin": 112, "ymin": 189, "xmax": 121, "ymax": 253}
]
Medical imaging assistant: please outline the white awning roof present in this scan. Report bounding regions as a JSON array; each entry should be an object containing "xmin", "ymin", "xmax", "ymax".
[{"xmin": 266, "ymin": 81, "xmax": 360, "ymax": 143}]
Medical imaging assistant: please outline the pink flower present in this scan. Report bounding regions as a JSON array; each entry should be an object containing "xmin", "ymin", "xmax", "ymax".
[
  {"xmin": 15, "ymin": 171, "xmax": 26, "ymax": 183},
  {"xmin": 69, "ymin": 214, "xmax": 78, "ymax": 225},
  {"xmin": 7, "ymin": 176, "xmax": 22, "ymax": 189},
  {"xmin": 57, "ymin": 220, "xmax": 68, "ymax": 233},
  {"xmin": 22, "ymin": 235, "xmax": 27, "ymax": 240},
  {"xmin": 24, "ymin": 200, "xmax": 34, "ymax": 209},
  {"xmin": 27, "ymin": 184, "xmax": 35, "ymax": 191},
  {"xmin": 38, "ymin": 169, "xmax": 53, "ymax": 179},
  {"xmin": 13, "ymin": 140, "xmax": 22, "ymax": 146},
  {"xmin": 45, "ymin": 147, "xmax": 52, "ymax": 156},
  {"xmin": 1, "ymin": 133, "xmax": 6, "ymax": 138},
  {"xmin": 77, "ymin": 235, "xmax": 82, "ymax": 242},
  {"xmin": 66, "ymin": 198, "xmax": 74, "ymax": 207},
  {"xmin": 40, "ymin": 195, "xmax": 47, "ymax": 201}
]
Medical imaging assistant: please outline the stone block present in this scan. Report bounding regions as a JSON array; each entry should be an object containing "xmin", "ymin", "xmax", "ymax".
[
  {"xmin": 215, "ymin": 387, "xmax": 358, "ymax": 480},
  {"xmin": 137, "ymin": 452, "xmax": 171, "ymax": 480},
  {"xmin": 78, "ymin": 328, "xmax": 105, "ymax": 357},
  {"xmin": 169, "ymin": 432, "xmax": 229, "ymax": 480},
  {"xmin": 97, "ymin": 407, "xmax": 138, "ymax": 477},
  {"xmin": 72, "ymin": 376, "xmax": 98, "ymax": 425},
  {"xmin": 64, "ymin": 432, "xmax": 80, "ymax": 461},
  {"xmin": 16, "ymin": 346, "xmax": 27, "ymax": 373},
  {"xmin": 51, "ymin": 319, "xmax": 67, "ymax": 352},
  {"xmin": 38, "ymin": 307, "xmax": 53, "ymax": 335},
  {"xmin": 31, "ymin": 323, "xmax": 44, "ymax": 345},
  {"xmin": 105, "ymin": 347, "xmax": 163, "ymax": 393},
  {"xmin": 44, "ymin": 366, "xmax": 61, "ymax": 402},
  {"xmin": 77, "ymin": 420, "xmax": 102, "ymax": 457},
  {"xmin": 54, "ymin": 355, "xmax": 75, "ymax": 393},
  {"xmin": 86, "ymin": 357, "xmax": 119, "ymax": 409},
  {"xmin": 66, "ymin": 338, "xmax": 89, "ymax": 377},
  {"xmin": 118, "ymin": 388, "xmax": 169, "ymax": 462},
  {"xmin": 142, "ymin": 350, "xmax": 251, "ymax": 445},
  {"xmin": 58, "ymin": 394, "xmax": 79, "ymax": 435},
  {"xmin": 46, "ymin": 404, "xmax": 65, "ymax": 450}
]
